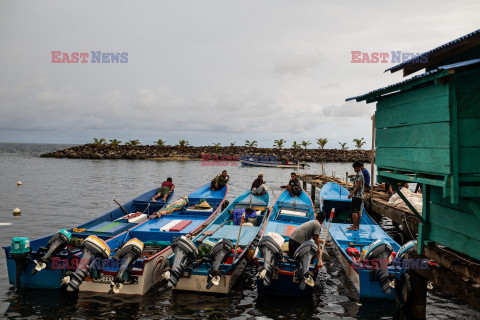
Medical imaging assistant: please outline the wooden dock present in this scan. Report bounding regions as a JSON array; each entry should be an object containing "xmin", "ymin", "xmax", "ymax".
[
  {"xmin": 298, "ymin": 173, "xmax": 480, "ymax": 314},
  {"xmin": 298, "ymin": 174, "xmax": 420, "ymax": 237}
]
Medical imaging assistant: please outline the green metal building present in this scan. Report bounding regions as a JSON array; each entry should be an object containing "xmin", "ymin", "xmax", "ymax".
[{"xmin": 347, "ymin": 29, "xmax": 480, "ymax": 260}]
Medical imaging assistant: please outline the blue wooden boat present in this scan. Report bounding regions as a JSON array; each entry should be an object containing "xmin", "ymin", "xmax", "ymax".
[
  {"xmin": 239, "ymin": 155, "xmax": 305, "ymax": 169},
  {"xmin": 3, "ymin": 187, "xmax": 174, "ymax": 290},
  {"xmin": 76, "ymin": 183, "xmax": 228, "ymax": 295},
  {"xmin": 320, "ymin": 182, "xmax": 402, "ymax": 299},
  {"xmin": 166, "ymin": 189, "xmax": 270, "ymax": 294},
  {"xmin": 253, "ymin": 188, "xmax": 319, "ymax": 296}
]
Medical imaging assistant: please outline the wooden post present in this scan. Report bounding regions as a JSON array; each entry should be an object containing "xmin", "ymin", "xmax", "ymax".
[
  {"xmin": 406, "ymin": 270, "xmax": 427, "ymax": 320},
  {"xmin": 311, "ymin": 185, "xmax": 316, "ymax": 202},
  {"xmin": 371, "ymin": 114, "xmax": 375, "ymax": 193},
  {"xmin": 303, "ymin": 181, "xmax": 307, "ymax": 190},
  {"xmin": 345, "ymin": 172, "xmax": 349, "ymax": 189}
]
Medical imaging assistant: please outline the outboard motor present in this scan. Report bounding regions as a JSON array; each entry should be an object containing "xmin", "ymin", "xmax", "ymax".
[
  {"xmin": 363, "ymin": 239, "xmax": 394, "ymax": 294},
  {"xmin": 10, "ymin": 237, "xmax": 31, "ymax": 291},
  {"xmin": 206, "ymin": 239, "xmax": 234, "ymax": 289},
  {"xmin": 32, "ymin": 229, "xmax": 71, "ymax": 275},
  {"xmin": 394, "ymin": 240, "xmax": 416, "ymax": 265},
  {"xmin": 165, "ymin": 236, "xmax": 198, "ymax": 288},
  {"xmin": 293, "ymin": 239, "xmax": 319, "ymax": 290},
  {"xmin": 64, "ymin": 235, "xmax": 111, "ymax": 292},
  {"xmin": 108, "ymin": 238, "xmax": 144, "ymax": 294},
  {"xmin": 256, "ymin": 236, "xmax": 283, "ymax": 286}
]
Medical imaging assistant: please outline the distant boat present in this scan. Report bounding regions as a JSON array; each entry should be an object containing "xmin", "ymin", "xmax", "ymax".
[
  {"xmin": 76, "ymin": 183, "xmax": 228, "ymax": 295},
  {"xmin": 239, "ymin": 154, "xmax": 306, "ymax": 169},
  {"xmin": 253, "ymin": 188, "xmax": 319, "ymax": 296},
  {"xmin": 166, "ymin": 189, "xmax": 270, "ymax": 294},
  {"xmin": 320, "ymin": 182, "xmax": 414, "ymax": 300},
  {"xmin": 4, "ymin": 188, "xmax": 174, "ymax": 290}
]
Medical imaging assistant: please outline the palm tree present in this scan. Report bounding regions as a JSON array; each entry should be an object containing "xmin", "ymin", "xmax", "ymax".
[
  {"xmin": 301, "ymin": 140, "xmax": 311, "ymax": 150},
  {"xmin": 292, "ymin": 141, "xmax": 302, "ymax": 150},
  {"xmin": 212, "ymin": 143, "xmax": 221, "ymax": 152},
  {"xmin": 316, "ymin": 138, "xmax": 328, "ymax": 150},
  {"xmin": 109, "ymin": 139, "xmax": 121, "ymax": 146},
  {"xmin": 353, "ymin": 138, "xmax": 366, "ymax": 150},
  {"xmin": 245, "ymin": 140, "xmax": 257, "ymax": 148},
  {"xmin": 177, "ymin": 139, "xmax": 190, "ymax": 151},
  {"xmin": 93, "ymin": 138, "xmax": 106, "ymax": 146},
  {"xmin": 230, "ymin": 142, "xmax": 236, "ymax": 148},
  {"xmin": 339, "ymin": 142, "xmax": 348, "ymax": 150},
  {"xmin": 154, "ymin": 139, "xmax": 167, "ymax": 147},
  {"xmin": 273, "ymin": 139, "xmax": 286, "ymax": 149},
  {"xmin": 125, "ymin": 139, "xmax": 140, "ymax": 146}
]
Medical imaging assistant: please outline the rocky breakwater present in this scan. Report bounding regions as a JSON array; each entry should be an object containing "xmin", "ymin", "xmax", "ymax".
[{"xmin": 41, "ymin": 144, "xmax": 374, "ymax": 163}]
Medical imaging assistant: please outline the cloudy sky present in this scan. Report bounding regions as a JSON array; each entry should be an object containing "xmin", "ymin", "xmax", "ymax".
[{"xmin": 0, "ymin": 1, "xmax": 479, "ymax": 148}]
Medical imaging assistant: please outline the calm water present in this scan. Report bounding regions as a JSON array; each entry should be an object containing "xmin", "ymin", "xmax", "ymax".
[{"xmin": 0, "ymin": 143, "xmax": 478, "ymax": 319}]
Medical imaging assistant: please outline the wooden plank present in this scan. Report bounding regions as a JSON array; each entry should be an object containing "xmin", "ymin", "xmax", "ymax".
[
  {"xmin": 376, "ymin": 81, "xmax": 449, "ymax": 112},
  {"xmin": 429, "ymin": 223, "xmax": 480, "ymax": 262},
  {"xmin": 376, "ymin": 95, "xmax": 450, "ymax": 129},
  {"xmin": 429, "ymin": 203, "xmax": 480, "ymax": 240},
  {"xmin": 376, "ymin": 122, "xmax": 450, "ymax": 149},
  {"xmin": 459, "ymin": 118, "xmax": 480, "ymax": 147},
  {"xmin": 376, "ymin": 147, "xmax": 451, "ymax": 175},
  {"xmin": 459, "ymin": 147, "xmax": 480, "ymax": 174}
]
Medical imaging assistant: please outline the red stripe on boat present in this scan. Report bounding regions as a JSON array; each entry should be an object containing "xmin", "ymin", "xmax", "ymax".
[
  {"xmin": 169, "ymin": 220, "xmax": 192, "ymax": 232},
  {"xmin": 286, "ymin": 225, "xmax": 296, "ymax": 237}
]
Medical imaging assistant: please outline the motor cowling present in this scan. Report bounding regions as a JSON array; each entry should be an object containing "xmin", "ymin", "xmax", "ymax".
[
  {"xmin": 64, "ymin": 235, "xmax": 111, "ymax": 292},
  {"xmin": 257, "ymin": 236, "xmax": 283, "ymax": 286},
  {"xmin": 363, "ymin": 239, "xmax": 394, "ymax": 294},
  {"xmin": 394, "ymin": 240, "xmax": 416, "ymax": 263},
  {"xmin": 108, "ymin": 238, "xmax": 144, "ymax": 294},
  {"xmin": 293, "ymin": 239, "xmax": 319, "ymax": 290},
  {"xmin": 206, "ymin": 239, "xmax": 234, "ymax": 289},
  {"xmin": 32, "ymin": 229, "xmax": 71, "ymax": 275},
  {"xmin": 165, "ymin": 236, "xmax": 198, "ymax": 288},
  {"xmin": 10, "ymin": 237, "xmax": 31, "ymax": 291}
]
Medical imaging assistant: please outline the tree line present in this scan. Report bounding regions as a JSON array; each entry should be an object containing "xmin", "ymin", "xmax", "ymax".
[{"xmin": 93, "ymin": 137, "xmax": 368, "ymax": 150}]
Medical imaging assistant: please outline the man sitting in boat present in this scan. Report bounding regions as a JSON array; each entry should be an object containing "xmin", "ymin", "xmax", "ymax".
[
  {"xmin": 282, "ymin": 172, "xmax": 301, "ymax": 197},
  {"xmin": 288, "ymin": 211, "xmax": 326, "ymax": 258},
  {"xmin": 347, "ymin": 162, "xmax": 364, "ymax": 231},
  {"xmin": 210, "ymin": 170, "xmax": 229, "ymax": 190},
  {"xmin": 152, "ymin": 177, "xmax": 175, "ymax": 202},
  {"xmin": 251, "ymin": 173, "xmax": 267, "ymax": 195}
]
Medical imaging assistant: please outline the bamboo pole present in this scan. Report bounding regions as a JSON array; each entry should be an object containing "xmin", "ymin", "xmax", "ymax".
[{"xmin": 371, "ymin": 114, "xmax": 376, "ymax": 195}]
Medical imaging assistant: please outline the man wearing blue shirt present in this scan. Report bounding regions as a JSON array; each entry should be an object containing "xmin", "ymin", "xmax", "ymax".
[{"xmin": 361, "ymin": 164, "xmax": 371, "ymax": 191}]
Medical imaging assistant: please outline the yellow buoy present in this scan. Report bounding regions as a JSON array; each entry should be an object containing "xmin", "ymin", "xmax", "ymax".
[
  {"xmin": 17, "ymin": 181, "xmax": 22, "ymax": 186},
  {"xmin": 13, "ymin": 208, "xmax": 21, "ymax": 216}
]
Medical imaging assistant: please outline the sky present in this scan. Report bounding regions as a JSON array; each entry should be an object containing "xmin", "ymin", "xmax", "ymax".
[{"xmin": 0, "ymin": 1, "xmax": 479, "ymax": 149}]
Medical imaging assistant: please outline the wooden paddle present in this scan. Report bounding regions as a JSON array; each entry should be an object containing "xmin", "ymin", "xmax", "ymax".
[
  {"xmin": 114, "ymin": 199, "xmax": 129, "ymax": 215},
  {"xmin": 232, "ymin": 214, "xmax": 245, "ymax": 263},
  {"xmin": 319, "ymin": 208, "xmax": 335, "ymax": 266},
  {"xmin": 196, "ymin": 220, "xmax": 230, "ymax": 242}
]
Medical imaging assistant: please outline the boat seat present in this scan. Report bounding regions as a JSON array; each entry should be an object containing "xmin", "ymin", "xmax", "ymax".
[
  {"xmin": 89, "ymin": 221, "xmax": 128, "ymax": 234},
  {"xmin": 169, "ymin": 220, "xmax": 192, "ymax": 231},
  {"xmin": 279, "ymin": 209, "xmax": 306, "ymax": 217}
]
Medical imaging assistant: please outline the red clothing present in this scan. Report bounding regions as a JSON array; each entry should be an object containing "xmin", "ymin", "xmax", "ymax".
[{"xmin": 161, "ymin": 181, "xmax": 174, "ymax": 189}]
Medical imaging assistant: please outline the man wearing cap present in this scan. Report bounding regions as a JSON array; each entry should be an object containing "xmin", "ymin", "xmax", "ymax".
[{"xmin": 251, "ymin": 173, "xmax": 267, "ymax": 195}]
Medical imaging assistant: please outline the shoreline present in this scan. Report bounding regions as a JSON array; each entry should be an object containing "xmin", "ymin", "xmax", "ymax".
[{"xmin": 40, "ymin": 144, "xmax": 373, "ymax": 163}]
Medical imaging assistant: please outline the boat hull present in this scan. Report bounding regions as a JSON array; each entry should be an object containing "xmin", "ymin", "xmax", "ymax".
[
  {"xmin": 239, "ymin": 159, "xmax": 302, "ymax": 168},
  {"xmin": 174, "ymin": 256, "xmax": 248, "ymax": 294},
  {"xmin": 79, "ymin": 247, "xmax": 173, "ymax": 295}
]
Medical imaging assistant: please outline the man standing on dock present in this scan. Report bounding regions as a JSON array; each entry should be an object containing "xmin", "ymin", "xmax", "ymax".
[{"xmin": 348, "ymin": 162, "xmax": 364, "ymax": 231}]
